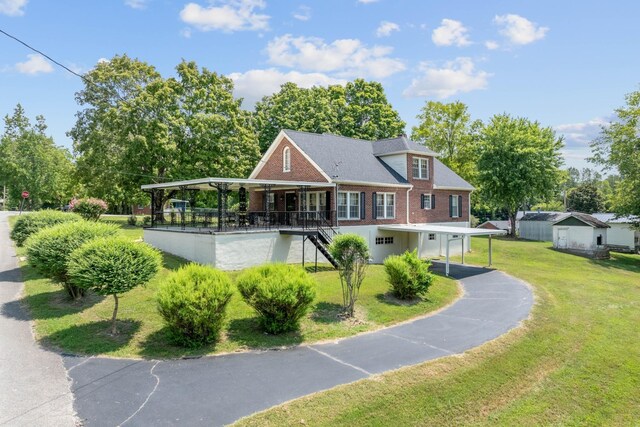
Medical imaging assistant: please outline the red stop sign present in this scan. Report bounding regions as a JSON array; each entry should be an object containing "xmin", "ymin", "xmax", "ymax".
[{"xmin": 21, "ymin": 191, "xmax": 29, "ymax": 199}]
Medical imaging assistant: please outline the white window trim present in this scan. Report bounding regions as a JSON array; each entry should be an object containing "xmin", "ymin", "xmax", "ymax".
[
  {"xmin": 423, "ymin": 193, "xmax": 432, "ymax": 210},
  {"xmin": 377, "ymin": 192, "xmax": 396, "ymax": 219},
  {"xmin": 283, "ymin": 147, "xmax": 291, "ymax": 172},
  {"xmin": 303, "ymin": 191, "xmax": 327, "ymax": 212},
  {"xmin": 337, "ymin": 191, "xmax": 360, "ymax": 220},
  {"xmin": 412, "ymin": 157, "xmax": 429, "ymax": 180},
  {"xmin": 451, "ymin": 194, "xmax": 460, "ymax": 218}
]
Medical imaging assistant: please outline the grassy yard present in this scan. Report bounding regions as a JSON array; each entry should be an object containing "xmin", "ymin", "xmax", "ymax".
[
  {"xmin": 235, "ymin": 237, "xmax": 640, "ymax": 426},
  {"xmin": 9, "ymin": 215, "xmax": 459, "ymax": 359}
]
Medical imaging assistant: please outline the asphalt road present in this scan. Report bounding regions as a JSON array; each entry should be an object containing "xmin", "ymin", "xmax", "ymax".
[
  {"xmin": 0, "ymin": 212, "xmax": 77, "ymax": 426},
  {"xmin": 66, "ymin": 262, "xmax": 533, "ymax": 426}
]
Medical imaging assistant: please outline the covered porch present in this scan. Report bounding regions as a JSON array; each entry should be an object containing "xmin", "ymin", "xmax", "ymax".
[{"xmin": 141, "ymin": 178, "xmax": 337, "ymax": 234}]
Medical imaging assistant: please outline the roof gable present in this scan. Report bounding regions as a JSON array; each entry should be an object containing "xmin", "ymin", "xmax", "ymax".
[{"xmin": 553, "ymin": 212, "xmax": 610, "ymax": 228}]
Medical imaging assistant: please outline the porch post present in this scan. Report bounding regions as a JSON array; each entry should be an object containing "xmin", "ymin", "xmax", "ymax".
[
  {"xmin": 263, "ymin": 184, "xmax": 272, "ymax": 229},
  {"xmin": 215, "ymin": 183, "xmax": 229, "ymax": 232},
  {"xmin": 150, "ymin": 190, "xmax": 156, "ymax": 228},
  {"xmin": 179, "ymin": 186, "xmax": 187, "ymax": 230},
  {"xmin": 189, "ymin": 189, "xmax": 198, "ymax": 227},
  {"xmin": 299, "ymin": 185, "xmax": 308, "ymax": 229}
]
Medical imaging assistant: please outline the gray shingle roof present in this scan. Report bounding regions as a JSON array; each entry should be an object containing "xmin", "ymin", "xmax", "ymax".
[
  {"xmin": 433, "ymin": 158, "xmax": 474, "ymax": 190},
  {"xmin": 554, "ymin": 212, "xmax": 610, "ymax": 228},
  {"xmin": 372, "ymin": 136, "xmax": 437, "ymax": 156},
  {"xmin": 520, "ymin": 212, "xmax": 569, "ymax": 222},
  {"xmin": 284, "ymin": 130, "xmax": 409, "ymax": 186}
]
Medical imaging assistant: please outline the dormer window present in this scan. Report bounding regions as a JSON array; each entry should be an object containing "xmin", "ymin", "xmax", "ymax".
[
  {"xmin": 283, "ymin": 147, "xmax": 291, "ymax": 172},
  {"xmin": 412, "ymin": 157, "xmax": 429, "ymax": 179}
]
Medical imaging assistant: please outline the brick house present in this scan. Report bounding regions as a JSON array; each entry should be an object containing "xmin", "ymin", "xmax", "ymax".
[{"xmin": 142, "ymin": 130, "xmax": 500, "ymax": 271}]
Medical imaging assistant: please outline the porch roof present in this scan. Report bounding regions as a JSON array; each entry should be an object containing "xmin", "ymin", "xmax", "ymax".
[{"xmin": 141, "ymin": 177, "xmax": 336, "ymax": 192}]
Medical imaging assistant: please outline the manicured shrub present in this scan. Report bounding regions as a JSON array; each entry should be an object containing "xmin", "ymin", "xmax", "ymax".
[
  {"xmin": 328, "ymin": 233, "xmax": 370, "ymax": 317},
  {"xmin": 157, "ymin": 264, "xmax": 234, "ymax": 347},
  {"xmin": 25, "ymin": 221, "xmax": 119, "ymax": 299},
  {"xmin": 68, "ymin": 237, "xmax": 161, "ymax": 335},
  {"xmin": 236, "ymin": 264, "xmax": 316, "ymax": 334},
  {"xmin": 10, "ymin": 210, "xmax": 81, "ymax": 247},
  {"xmin": 127, "ymin": 215, "xmax": 138, "ymax": 226},
  {"xmin": 142, "ymin": 216, "xmax": 152, "ymax": 226},
  {"xmin": 70, "ymin": 197, "xmax": 108, "ymax": 221},
  {"xmin": 383, "ymin": 250, "xmax": 434, "ymax": 300}
]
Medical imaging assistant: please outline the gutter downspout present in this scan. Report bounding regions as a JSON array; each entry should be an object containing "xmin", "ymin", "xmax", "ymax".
[{"xmin": 406, "ymin": 184, "xmax": 414, "ymax": 225}]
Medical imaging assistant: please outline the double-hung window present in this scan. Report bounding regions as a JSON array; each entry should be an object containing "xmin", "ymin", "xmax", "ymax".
[
  {"xmin": 305, "ymin": 192, "xmax": 326, "ymax": 212},
  {"xmin": 412, "ymin": 157, "xmax": 429, "ymax": 179},
  {"xmin": 376, "ymin": 193, "xmax": 395, "ymax": 219},
  {"xmin": 450, "ymin": 194, "xmax": 460, "ymax": 218},
  {"xmin": 283, "ymin": 147, "xmax": 291, "ymax": 172},
  {"xmin": 337, "ymin": 191, "xmax": 360, "ymax": 220}
]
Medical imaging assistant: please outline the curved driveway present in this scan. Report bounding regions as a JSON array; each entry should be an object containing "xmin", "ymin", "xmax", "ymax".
[{"xmin": 65, "ymin": 262, "xmax": 533, "ymax": 426}]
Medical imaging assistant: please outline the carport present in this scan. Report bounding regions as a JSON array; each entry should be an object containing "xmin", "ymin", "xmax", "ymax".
[{"xmin": 378, "ymin": 224, "xmax": 507, "ymax": 276}]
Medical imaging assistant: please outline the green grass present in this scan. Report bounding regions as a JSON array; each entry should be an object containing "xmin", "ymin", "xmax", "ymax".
[
  {"xmin": 235, "ymin": 237, "xmax": 640, "ymax": 426},
  {"xmin": 10, "ymin": 215, "xmax": 458, "ymax": 358}
]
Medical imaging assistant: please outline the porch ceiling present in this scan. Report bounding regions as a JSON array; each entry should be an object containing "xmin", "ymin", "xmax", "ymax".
[{"xmin": 141, "ymin": 177, "xmax": 335, "ymax": 192}]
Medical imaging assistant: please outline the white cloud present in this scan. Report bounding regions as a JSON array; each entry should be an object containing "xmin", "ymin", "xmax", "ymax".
[
  {"xmin": 292, "ymin": 5, "xmax": 310, "ymax": 21},
  {"xmin": 0, "ymin": 0, "xmax": 27, "ymax": 16},
  {"xmin": 403, "ymin": 57, "xmax": 490, "ymax": 98},
  {"xmin": 228, "ymin": 68, "xmax": 345, "ymax": 107},
  {"xmin": 266, "ymin": 34, "xmax": 405, "ymax": 79},
  {"xmin": 494, "ymin": 14, "xmax": 548, "ymax": 45},
  {"xmin": 180, "ymin": 0, "xmax": 269, "ymax": 33},
  {"xmin": 124, "ymin": 0, "xmax": 148, "ymax": 9},
  {"xmin": 180, "ymin": 27, "xmax": 192, "ymax": 38},
  {"xmin": 376, "ymin": 21, "xmax": 399, "ymax": 38},
  {"xmin": 15, "ymin": 54, "xmax": 53, "ymax": 75},
  {"xmin": 432, "ymin": 19, "xmax": 471, "ymax": 47},
  {"xmin": 485, "ymin": 40, "xmax": 499, "ymax": 50},
  {"xmin": 554, "ymin": 118, "xmax": 609, "ymax": 148}
]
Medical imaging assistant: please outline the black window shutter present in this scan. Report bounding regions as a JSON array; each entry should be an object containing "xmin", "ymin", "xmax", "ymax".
[
  {"xmin": 449, "ymin": 195, "xmax": 453, "ymax": 217},
  {"xmin": 458, "ymin": 195, "xmax": 463, "ymax": 218},
  {"xmin": 420, "ymin": 194, "xmax": 425, "ymax": 209},
  {"xmin": 360, "ymin": 192, "xmax": 366, "ymax": 219},
  {"xmin": 372, "ymin": 192, "xmax": 377, "ymax": 219},
  {"xmin": 431, "ymin": 194, "xmax": 436, "ymax": 210},
  {"xmin": 325, "ymin": 191, "xmax": 331, "ymax": 214}
]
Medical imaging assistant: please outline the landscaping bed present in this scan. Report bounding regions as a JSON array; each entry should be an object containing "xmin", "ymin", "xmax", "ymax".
[
  {"xmin": 235, "ymin": 237, "xmax": 640, "ymax": 426},
  {"xmin": 9, "ymin": 215, "xmax": 459, "ymax": 359}
]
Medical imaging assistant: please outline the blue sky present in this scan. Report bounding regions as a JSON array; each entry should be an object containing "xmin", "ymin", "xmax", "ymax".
[{"xmin": 1, "ymin": 0, "xmax": 639, "ymax": 171}]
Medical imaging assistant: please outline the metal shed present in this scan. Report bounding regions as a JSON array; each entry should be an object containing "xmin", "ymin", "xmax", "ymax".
[{"xmin": 519, "ymin": 212, "xmax": 569, "ymax": 241}]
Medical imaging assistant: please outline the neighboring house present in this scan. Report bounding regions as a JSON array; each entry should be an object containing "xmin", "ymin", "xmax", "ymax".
[
  {"xmin": 552, "ymin": 212, "xmax": 610, "ymax": 259},
  {"xmin": 519, "ymin": 212, "xmax": 569, "ymax": 241},
  {"xmin": 592, "ymin": 213, "xmax": 640, "ymax": 253},
  {"xmin": 142, "ymin": 130, "xmax": 504, "ymax": 271},
  {"xmin": 477, "ymin": 220, "xmax": 512, "ymax": 233}
]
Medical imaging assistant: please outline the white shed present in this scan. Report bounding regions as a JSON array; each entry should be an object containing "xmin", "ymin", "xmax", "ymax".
[
  {"xmin": 592, "ymin": 213, "xmax": 639, "ymax": 253},
  {"xmin": 519, "ymin": 212, "xmax": 569, "ymax": 241},
  {"xmin": 552, "ymin": 213, "xmax": 610, "ymax": 258}
]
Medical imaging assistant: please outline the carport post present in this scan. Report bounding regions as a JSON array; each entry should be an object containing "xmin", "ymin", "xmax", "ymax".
[
  {"xmin": 445, "ymin": 234, "xmax": 450, "ymax": 276},
  {"xmin": 461, "ymin": 236, "xmax": 465, "ymax": 265},
  {"xmin": 489, "ymin": 234, "xmax": 493, "ymax": 266}
]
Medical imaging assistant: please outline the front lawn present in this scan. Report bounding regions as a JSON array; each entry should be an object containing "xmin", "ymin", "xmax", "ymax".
[
  {"xmin": 10, "ymin": 215, "xmax": 459, "ymax": 358},
  {"xmin": 235, "ymin": 237, "xmax": 640, "ymax": 426}
]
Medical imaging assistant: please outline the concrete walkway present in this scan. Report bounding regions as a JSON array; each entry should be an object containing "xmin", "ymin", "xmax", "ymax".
[
  {"xmin": 65, "ymin": 262, "xmax": 533, "ymax": 426},
  {"xmin": 0, "ymin": 212, "xmax": 77, "ymax": 426}
]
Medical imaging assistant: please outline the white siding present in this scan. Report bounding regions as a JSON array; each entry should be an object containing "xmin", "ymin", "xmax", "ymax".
[
  {"xmin": 607, "ymin": 223, "xmax": 636, "ymax": 249},
  {"xmin": 377, "ymin": 154, "xmax": 407, "ymax": 179},
  {"xmin": 552, "ymin": 226, "xmax": 607, "ymax": 251}
]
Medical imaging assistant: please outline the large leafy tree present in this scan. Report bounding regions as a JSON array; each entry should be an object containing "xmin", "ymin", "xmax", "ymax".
[
  {"xmin": 254, "ymin": 79, "xmax": 405, "ymax": 152},
  {"xmin": 477, "ymin": 114, "xmax": 564, "ymax": 235},
  {"xmin": 591, "ymin": 88, "xmax": 640, "ymax": 219},
  {"xmin": 411, "ymin": 100, "xmax": 481, "ymax": 183},
  {"xmin": 0, "ymin": 105, "xmax": 75, "ymax": 209},
  {"xmin": 566, "ymin": 182, "xmax": 604, "ymax": 213},
  {"xmin": 70, "ymin": 55, "xmax": 260, "ymax": 213}
]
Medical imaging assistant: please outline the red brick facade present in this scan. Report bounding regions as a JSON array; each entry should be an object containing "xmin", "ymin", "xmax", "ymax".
[{"xmin": 254, "ymin": 137, "xmax": 329, "ymax": 183}]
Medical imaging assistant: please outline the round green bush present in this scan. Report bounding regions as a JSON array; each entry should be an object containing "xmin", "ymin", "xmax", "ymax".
[
  {"xmin": 25, "ymin": 221, "xmax": 119, "ymax": 299},
  {"xmin": 68, "ymin": 237, "xmax": 161, "ymax": 334},
  {"xmin": 70, "ymin": 198, "xmax": 108, "ymax": 221},
  {"xmin": 236, "ymin": 264, "xmax": 316, "ymax": 334},
  {"xmin": 10, "ymin": 210, "xmax": 82, "ymax": 247},
  {"xmin": 157, "ymin": 264, "xmax": 234, "ymax": 347},
  {"xmin": 383, "ymin": 250, "xmax": 434, "ymax": 300},
  {"xmin": 127, "ymin": 215, "xmax": 138, "ymax": 226}
]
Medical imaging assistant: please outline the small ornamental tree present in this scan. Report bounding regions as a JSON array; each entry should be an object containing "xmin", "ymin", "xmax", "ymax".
[
  {"xmin": 70, "ymin": 197, "xmax": 108, "ymax": 221},
  {"xmin": 236, "ymin": 264, "xmax": 316, "ymax": 334},
  {"xmin": 328, "ymin": 234, "xmax": 370, "ymax": 317},
  {"xmin": 67, "ymin": 237, "xmax": 161, "ymax": 335},
  {"xmin": 383, "ymin": 250, "xmax": 434, "ymax": 300},
  {"xmin": 10, "ymin": 210, "xmax": 81, "ymax": 246},
  {"xmin": 25, "ymin": 221, "xmax": 119, "ymax": 299},
  {"xmin": 157, "ymin": 264, "xmax": 234, "ymax": 347}
]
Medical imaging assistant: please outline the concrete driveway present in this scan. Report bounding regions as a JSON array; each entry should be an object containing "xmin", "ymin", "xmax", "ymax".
[
  {"xmin": 66, "ymin": 263, "xmax": 533, "ymax": 426},
  {"xmin": 0, "ymin": 212, "xmax": 77, "ymax": 426}
]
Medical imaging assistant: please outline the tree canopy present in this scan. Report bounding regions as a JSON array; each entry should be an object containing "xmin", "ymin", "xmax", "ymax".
[
  {"xmin": 590, "ymin": 88, "xmax": 640, "ymax": 218},
  {"xmin": 254, "ymin": 79, "xmax": 405, "ymax": 151},
  {"xmin": 69, "ymin": 55, "xmax": 260, "ymax": 212},
  {"xmin": 476, "ymin": 114, "xmax": 564, "ymax": 234},
  {"xmin": 0, "ymin": 104, "xmax": 74, "ymax": 209},
  {"xmin": 566, "ymin": 182, "xmax": 604, "ymax": 214}
]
